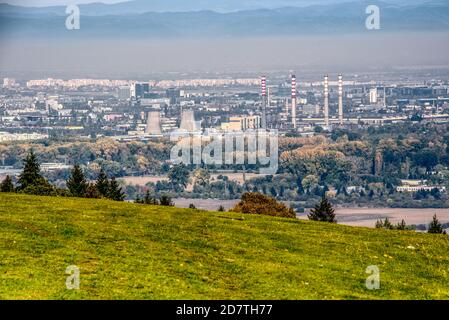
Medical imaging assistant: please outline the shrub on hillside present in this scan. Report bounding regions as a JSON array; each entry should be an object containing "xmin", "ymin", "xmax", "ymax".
[
  {"xmin": 230, "ymin": 192, "xmax": 296, "ymax": 218},
  {"xmin": 0, "ymin": 176, "xmax": 14, "ymax": 193},
  {"xmin": 19, "ymin": 177, "xmax": 56, "ymax": 196},
  {"xmin": 159, "ymin": 195, "xmax": 174, "ymax": 206}
]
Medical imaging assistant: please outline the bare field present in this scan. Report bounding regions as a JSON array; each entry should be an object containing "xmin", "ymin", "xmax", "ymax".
[
  {"xmin": 175, "ymin": 198, "xmax": 449, "ymax": 229},
  {"xmin": 121, "ymin": 173, "xmax": 267, "ymax": 188},
  {"xmin": 332, "ymin": 207, "xmax": 449, "ymax": 228}
]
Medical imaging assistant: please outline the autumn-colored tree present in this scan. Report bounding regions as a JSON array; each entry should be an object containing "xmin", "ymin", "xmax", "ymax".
[{"xmin": 230, "ymin": 192, "xmax": 296, "ymax": 218}]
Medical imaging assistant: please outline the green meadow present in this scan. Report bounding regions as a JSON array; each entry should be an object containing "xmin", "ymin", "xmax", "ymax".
[{"xmin": 0, "ymin": 193, "xmax": 448, "ymax": 300}]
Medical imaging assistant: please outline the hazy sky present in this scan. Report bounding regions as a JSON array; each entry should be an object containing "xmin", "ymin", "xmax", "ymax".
[
  {"xmin": 1, "ymin": 33, "xmax": 448, "ymax": 79},
  {"xmin": 0, "ymin": 0, "xmax": 126, "ymax": 6}
]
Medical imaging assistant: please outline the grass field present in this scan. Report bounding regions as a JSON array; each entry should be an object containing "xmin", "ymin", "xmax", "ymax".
[{"xmin": 0, "ymin": 193, "xmax": 448, "ymax": 300}]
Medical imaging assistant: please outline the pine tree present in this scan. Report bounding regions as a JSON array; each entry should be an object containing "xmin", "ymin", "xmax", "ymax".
[
  {"xmin": 396, "ymin": 220, "xmax": 408, "ymax": 231},
  {"xmin": 308, "ymin": 196, "xmax": 337, "ymax": 223},
  {"xmin": 0, "ymin": 175, "xmax": 14, "ymax": 193},
  {"xmin": 428, "ymin": 214, "xmax": 444, "ymax": 234},
  {"xmin": 375, "ymin": 218, "xmax": 393, "ymax": 230},
  {"xmin": 66, "ymin": 165, "xmax": 88, "ymax": 197},
  {"xmin": 95, "ymin": 169, "xmax": 109, "ymax": 197},
  {"xmin": 18, "ymin": 151, "xmax": 42, "ymax": 190},
  {"xmin": 218, "ymin": 205, "xmax": 225, "ymax": 212},
  {"xmin": 107, "ymin": 177, "xmax": 125, "ymax": 201}
]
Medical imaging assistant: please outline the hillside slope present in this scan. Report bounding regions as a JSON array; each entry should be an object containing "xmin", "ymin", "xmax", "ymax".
[{"xmin": 0, "ymin": 193, "xmax": 448, "ymax": 300}]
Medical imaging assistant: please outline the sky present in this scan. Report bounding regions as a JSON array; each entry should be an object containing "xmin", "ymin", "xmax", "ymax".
[
  {"xmin": 0, "ymin": 0, "xmax": 126, "ymax": 6},
  {"xmin": 0, "ymin": 0, "xmax": 446, "ymax": 78},
  {"xmin": 1, "ymin": 33, "xmax": 449, "ymax": 79}
]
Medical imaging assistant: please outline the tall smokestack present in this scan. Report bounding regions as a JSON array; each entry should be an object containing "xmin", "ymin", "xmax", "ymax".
[
  {"xmin": 261, "ymin": 76, "xmax": 267, "ymax": 129},
  {"xmin": 338, "ymin": 74, "xmax": 343, "ymax": 125},
  {"xmin": 291, "ymin": 75, "xmax": 297, "ymax": 129},
  {"xmin": 324, "ymin": 75, "xmax": 329, "ymax": 127}
]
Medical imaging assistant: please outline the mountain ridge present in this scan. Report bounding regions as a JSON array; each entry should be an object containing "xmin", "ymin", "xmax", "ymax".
[{"xmin": 0, "ymin": 1, "xmax": 448, "ymax": 38}]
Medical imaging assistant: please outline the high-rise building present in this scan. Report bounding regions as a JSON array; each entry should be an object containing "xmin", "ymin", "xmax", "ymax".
[
  {"xmin": 166, "ymin": 88, "xmax": 181, "ymax": 105},
  {"xmin": 134, "ymin": 83, "xmax": 150, "ymax": 99},
  {"xmin": 117, "ymin": 86, "xmax": 131, "ymax": 101},
  {"xmin": 324, "ymin": 75, "xmax": 329, "ymax": 127}
]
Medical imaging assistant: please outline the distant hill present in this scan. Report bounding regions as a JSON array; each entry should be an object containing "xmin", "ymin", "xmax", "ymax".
[
  {"xmin": 0, "ymin": 1, "xmax": 449, "ymax": 39},
  {"xmin": 0, "ymin": 0, "xmax": 442, "ymax": 15},
  {"xmin": 0, "ymin": 193, "xmax": 449, "ymax": 299}
]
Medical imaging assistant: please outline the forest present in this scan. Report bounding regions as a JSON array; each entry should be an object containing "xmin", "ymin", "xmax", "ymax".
[{"xmin": 1, "ymin": 122, "xmax": 449, "ymax": 208}]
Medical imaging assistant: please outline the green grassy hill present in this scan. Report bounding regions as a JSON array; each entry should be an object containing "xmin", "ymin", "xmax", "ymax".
[{"xmin": 0, "ymin": 193, "xmax": 448, "ymax": 300}]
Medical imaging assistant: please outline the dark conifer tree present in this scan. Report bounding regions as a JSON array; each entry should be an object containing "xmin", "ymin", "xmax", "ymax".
[
  {"xmin": 66, "ymin": 165, "xmax": 88, "ymax": 197},
  {"xmin": 18, "ymin": 151, "xmax": 42, "ymax": 190},
  {"xmin": 107, "ymin": 177, "xmax": 125, "ymax": 201},
  {"xmin": 0, "ymin": 175, "xmax": 14, "ymax": 193},
  {"xmin": 308, "ymin": 196, "xmax": 337, "ymax": 223},
  {"xmin": 428, "ymin": 214, "xmax": 444, "ymax": 234},
  {"xmin": 95, "ymin": 169, "xmax": 109, "ymax": 197}
]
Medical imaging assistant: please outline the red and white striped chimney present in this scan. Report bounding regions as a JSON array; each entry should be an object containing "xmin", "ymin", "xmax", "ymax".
[{"xmin": 291, "ymin": 75, "xmax": 297, "ymax": 129}]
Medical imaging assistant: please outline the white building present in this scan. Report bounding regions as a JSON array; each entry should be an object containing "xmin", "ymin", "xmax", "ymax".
[
  {"xmin": 369, "ymin": 88, "xmax": 378, "ymax": 104},
  {"xmin": 3, "ymin": 78, "xmax": 16, "ymax": 88},
  {"xmin": 0, "ymin": 132, "xmax": 48, "ymax": 142}
]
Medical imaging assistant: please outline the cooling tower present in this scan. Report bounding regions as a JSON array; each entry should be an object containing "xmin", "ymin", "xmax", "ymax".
[
  {"xmin": 324, "ymin": 75, "xmax": 329, "ymax": 127},
  {"xmin": 145, "ymin": 111, "xmax": 162, "ymax": 135},
  {"xmin": 179, "ymin": 109, "xmax": 198, "ymax": 132}
]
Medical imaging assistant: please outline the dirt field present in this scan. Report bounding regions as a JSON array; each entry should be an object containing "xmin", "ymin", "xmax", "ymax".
[
  {"xmin": 122, "ymin": 173, "xmax": 268, "ymax": 188},
  {"xmin": 123, "ymin": 176, "xmax": 449, "ymax": 229},
  {"xmin": 174, "ymin": 198, "xmax": 449, "ymax": 229},
  {"xmin": 330, "ymin": 207, "xmax": 449, "ymax": 228}
]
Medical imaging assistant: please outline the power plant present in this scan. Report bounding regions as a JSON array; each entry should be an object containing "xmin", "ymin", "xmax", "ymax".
[
  {"xmin": 180, "ymin": 109, "xmax": 199, "ymax": 132},
  {"xmin": 145, "ymin": 111, "xmax": 162, "ymax": 135},
  {"xmin": 324, "ymin": 75, "xmax": 329, "ymax": 127}
]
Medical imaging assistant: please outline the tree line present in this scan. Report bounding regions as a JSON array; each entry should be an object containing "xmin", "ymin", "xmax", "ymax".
[{"xmin": 0, "ymin": 151, "xmax": 125, "ymax": 201}]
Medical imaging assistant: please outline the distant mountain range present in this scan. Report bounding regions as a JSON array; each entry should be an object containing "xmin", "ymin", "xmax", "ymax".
[
  {"xmin": 0, "ymin": 0, "xmax": 444, "ymax": 15},
  {"xmin": 0, "ymin": 0, "xmax": 448, "ymax": 38}
]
